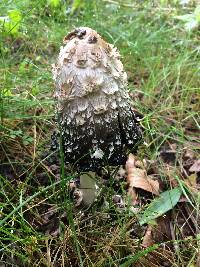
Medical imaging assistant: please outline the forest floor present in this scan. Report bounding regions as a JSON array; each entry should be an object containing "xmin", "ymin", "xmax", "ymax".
[{"xmin": 0, "ymin": 1, "xmax": 200, "ymax": 266}]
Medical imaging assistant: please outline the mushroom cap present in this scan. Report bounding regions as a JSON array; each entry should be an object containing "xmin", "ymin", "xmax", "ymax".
[{"xmin": 53, "ymin": 27, "xmax": 142, "ymax": 171}]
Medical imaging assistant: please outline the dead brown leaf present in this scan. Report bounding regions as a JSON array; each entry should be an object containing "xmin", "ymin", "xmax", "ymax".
[
  {"xmin": 142, "ymin": 225, "xmax": 154, "ymax": 248},
  {"xmin": 127, "ymin": 186, "xmax": 138, "ymax": 204},
  {"xmin": 184, "ymin": 149, "xmax": 196, "ymax": 160},
  {"xmin": 189, "ymin": 159, "xmax": 200, "ymax": 173},
  {"xmin": 126, "ymin": 154, "xmax": 160, "ymax": 198}
]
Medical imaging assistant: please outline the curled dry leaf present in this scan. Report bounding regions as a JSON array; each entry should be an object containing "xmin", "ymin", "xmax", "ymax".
[{"xmin": 126, "ymin": 154, "xmax": 160, "ymax": 198}]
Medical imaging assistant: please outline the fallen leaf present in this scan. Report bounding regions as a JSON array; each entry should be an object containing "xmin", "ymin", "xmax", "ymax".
[
  {"xmin": 189, "ymin": 159, "xmax": 200, "ymax": 173},
  {"xmin": 126, "ymin": 154, "xmax": 160, "ymax": 196},
  {"xmin": 138, "ymin": 187, "xmax": 182, "ymax": 225},
  {"xmin": 184, "ymin": 149, "xmax": 195, "ymax": 159},
  {"xmin": 169, "ymin": 143, "xmax": 177, "ymax": 151},
  {"xmin": 154, "ymin": 214, "xmax": 172, "ymax": 243},
  {"xmin": 185, "ymin": 173, "xmax": 197, "ymax": 188},
  {"xmin": 135, "ymin": 159, "xmax": 147, "ymax": 168},
  {"xmin": 142, "ymin": 225, "xmax": 154, "ymax": 248},
  {"xmin": 127, "ymin": 186, "xmax": 138, "ymax": 205}
]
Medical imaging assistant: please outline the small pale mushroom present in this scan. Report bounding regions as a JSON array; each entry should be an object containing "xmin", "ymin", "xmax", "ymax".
[{"xmin": 52, "ymin": 27, "xmax": 142, "ymax": 206}]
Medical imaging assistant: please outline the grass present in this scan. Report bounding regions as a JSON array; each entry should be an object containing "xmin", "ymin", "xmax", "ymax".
[{"xmin": 0, "ymin": 0, "xmax": 200, "ymax": 266}]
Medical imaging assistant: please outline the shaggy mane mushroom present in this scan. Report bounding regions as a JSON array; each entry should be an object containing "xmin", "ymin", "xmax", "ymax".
[{"xmin": 52, "ymin": 27, "xmax": 142, "ymax": 205}]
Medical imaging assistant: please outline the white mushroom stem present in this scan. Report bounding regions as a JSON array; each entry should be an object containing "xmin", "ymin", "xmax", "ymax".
[{"xmin": 79, "ymin": 172, "xmax": 99, "ymax": 206}]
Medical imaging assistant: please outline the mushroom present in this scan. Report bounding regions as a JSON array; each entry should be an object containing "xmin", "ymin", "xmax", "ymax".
[{"xmin": 52, "ymin": 27, "xmax": 142, "ymax": 206}]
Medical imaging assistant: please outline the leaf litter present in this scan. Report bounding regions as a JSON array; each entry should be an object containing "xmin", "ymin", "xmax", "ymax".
[
  {"xmin": 126, "ymin": 153, "xmax": 160, "ymax": 205},
  {"xmin": 1, "ymin": 122, "xmax": 199, "ymax": 266}
]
